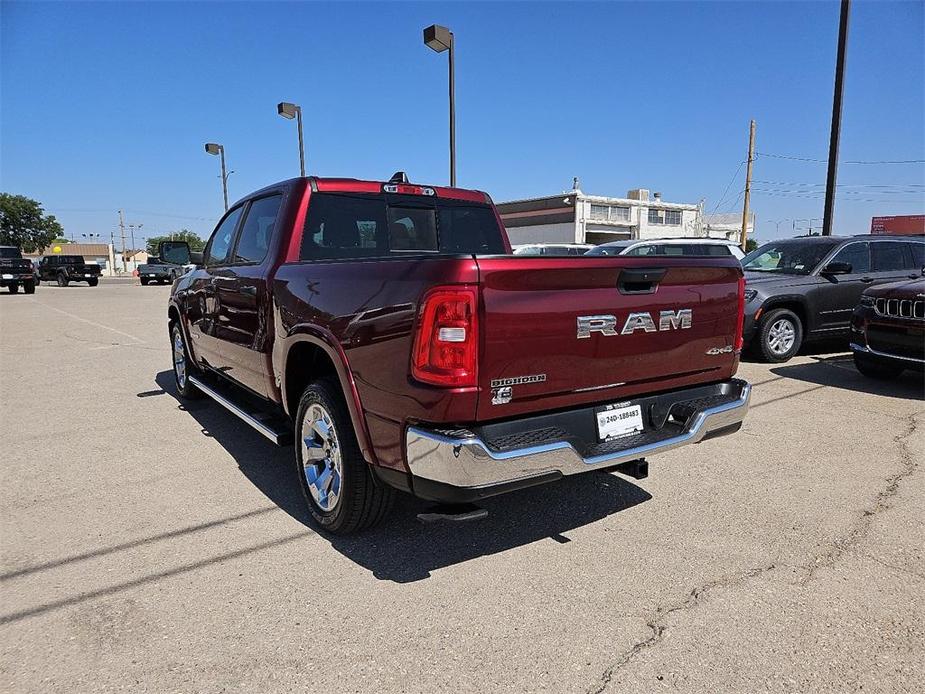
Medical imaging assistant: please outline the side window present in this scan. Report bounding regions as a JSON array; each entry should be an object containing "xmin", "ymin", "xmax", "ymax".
[
  {"xmin": 206, "ymin": 206, "xmax": 244, "ymax": 266},
  {"xmin": 830, "ymin": 242, "xmax": 869, "ymax": 273},
  {"xmin": 387, "ymin": 206, "xmax": 438, "ymax": 252},
  {"xmin": 233, "ymin": 195, "xmax": 282, "ymax": 264},
  {"xmin": 905, "ymin": 242, "xmax": 924, "ymax": 269},
  {"xmin": 625, "ymin": 245, "xmax": 654, "ymax": 256},
  {"xmin": 871, "ymin": 242, "xmax": 906, "ymax": 272}
]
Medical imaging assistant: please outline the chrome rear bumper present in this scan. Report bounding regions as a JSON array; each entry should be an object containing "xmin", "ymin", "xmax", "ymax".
[{"xmin": 406, "ymin": 379, "xmax": 751, "ymax": 502}]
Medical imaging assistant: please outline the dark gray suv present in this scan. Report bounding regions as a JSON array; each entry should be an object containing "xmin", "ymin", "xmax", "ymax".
[{"xmin": 742, "ymin": 235, "xmax": 924, "ymax": 362}]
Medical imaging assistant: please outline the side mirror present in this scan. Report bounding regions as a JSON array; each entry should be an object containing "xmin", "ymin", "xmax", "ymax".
[
  {"xmin": 160, "ymin": 241, "xmax": 192, "ymax": 266},
  {"xmin": 821, "ymin": 261, "xmax": 852, "ymax": 275}
]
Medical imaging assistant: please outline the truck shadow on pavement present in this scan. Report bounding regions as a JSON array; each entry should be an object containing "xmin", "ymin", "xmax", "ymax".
[
  {"xmin": 153, "ymin": 371, "xmax": 652, "ymax": 583},
  {"xmin": 769, "ymin": 355, "xmax": 924, "ymax": 400}
]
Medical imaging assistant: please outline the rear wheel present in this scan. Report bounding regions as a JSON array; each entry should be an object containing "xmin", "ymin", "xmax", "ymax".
[
  {"xmin": 295, "ymin": 379, "xmax": 394, "ymax": 534},
  {"xmin": 757, "ymin": 308, "xmax": 802, "ymax": 363},
  {"xmin": 7, "ymin": 283, "xmax": 18, "ymax": 294},
  {"xmin": 140, "ymin": 278, "xmax": 149, "ymax": 286},
  {"xmin": 56, "ymin": 273, "xmax": 69, "ymax": 287},
  {"xmin": 854, "ymin": 353, "xmax": 903, "ymax": 380},
  {"xmin": 88, "ymin": 278, "xmax": 98, "ymax": 287},
  {"xmin": 23, "ymin": 280, "xmax": 35, "ymax": 294},
  {"xmin": 171, "ymin": 322, "xmax": 202, "ymax": 399}
]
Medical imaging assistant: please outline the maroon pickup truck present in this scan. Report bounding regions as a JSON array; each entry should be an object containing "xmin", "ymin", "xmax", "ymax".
[{"xmin": 164, "ymin": 174, "xmax": 751, "ymax": 533}]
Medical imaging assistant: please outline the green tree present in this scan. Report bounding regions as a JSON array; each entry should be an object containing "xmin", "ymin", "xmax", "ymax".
[
  {"xmin": 146, "ymin": 229, "xmax": 206, "ymax": 256},
  {"xmin": 745, "ymin": 238, "xmax": 759, "ymax": 253},
  {"xmin": 0, "ymin": 193, "xmax": 64, "ymax": 253}
]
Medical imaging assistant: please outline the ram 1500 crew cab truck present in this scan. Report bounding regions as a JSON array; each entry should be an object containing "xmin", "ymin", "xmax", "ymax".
[{"xmin": 164, "ymin": 175, "xmax": 751, "ymax": 534}]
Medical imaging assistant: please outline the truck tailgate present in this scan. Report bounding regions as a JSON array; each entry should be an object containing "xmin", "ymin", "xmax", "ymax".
[{"xmin": 475, "ymin": 255, "xmax": 743, "ymax": 421}]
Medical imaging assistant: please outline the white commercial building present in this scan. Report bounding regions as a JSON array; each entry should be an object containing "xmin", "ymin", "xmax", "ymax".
[{"xmin": 497, "ymin": 185, "xmax": 753, "ymax": 246}]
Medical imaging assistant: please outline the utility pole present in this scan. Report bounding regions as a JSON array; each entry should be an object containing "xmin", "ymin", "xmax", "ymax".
[
  {"xmin": 740, "ymin": 119, "xmax": 756, "ymax": 251},
  {"xmin": 823, "ymin": 0, "xmax": 851, "ymax": 236},
  {"xmin": 118, "ymin": 210, "xmax": 127, "ymax": 275}
]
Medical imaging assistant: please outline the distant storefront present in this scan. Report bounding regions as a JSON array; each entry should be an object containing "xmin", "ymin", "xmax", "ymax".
[{"xmin": 870, "ymin": 215, "xmax": 924, "ymax": 235}]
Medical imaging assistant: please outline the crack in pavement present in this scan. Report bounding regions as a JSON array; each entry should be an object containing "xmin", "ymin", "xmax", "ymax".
[
  {"xmin": 586, "ymin": 411, "xmax": 921, "ymax": 694},
  {"xmin": 796, "ymin": 411, "xmax": 920, "ymax": 586},
  {"xmin": 586, "ymin": 563, "xmax": 778, "ymax": 694}
]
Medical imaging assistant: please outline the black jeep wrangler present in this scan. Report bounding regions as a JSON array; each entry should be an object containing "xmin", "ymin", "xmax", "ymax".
[{"xmin": 0, "ymin": 246, "xmax": 36, "ymax": 294}]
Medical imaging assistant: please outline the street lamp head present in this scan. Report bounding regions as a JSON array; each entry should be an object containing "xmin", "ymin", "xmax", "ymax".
[
  {"xmin": 277, "ymin": 102, "xmax": 300, "ymax": 119},
  {"xmin": 204, "ymin": 143, "xmax": 222, "ymax": 156},
  {"xmin": 423, "ymin": 24, "xmax": 452, "ymax": 52}
]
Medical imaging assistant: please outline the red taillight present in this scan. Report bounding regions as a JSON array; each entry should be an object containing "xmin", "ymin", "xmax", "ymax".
[
  {"xmin": 734, "ymin": 275, "xmax": 746, "ymax": 352},
  {"xmin": 411, "ymin": 286, "xmax": 478, "ymax": 388}
]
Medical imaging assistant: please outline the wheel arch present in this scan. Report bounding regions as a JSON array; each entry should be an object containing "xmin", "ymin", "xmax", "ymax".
[
  {"xmin": 760, "ymin": 296, "xmax": 809, "ymax": 333},
  {"xmin": 281, "ymin": 329, "xmax": 377, "ymax": 465}
]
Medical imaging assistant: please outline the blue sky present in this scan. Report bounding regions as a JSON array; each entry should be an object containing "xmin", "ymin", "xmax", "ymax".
[{"xmin": 2, "ymin": 1, "xmax": 923, "ymax": 245}]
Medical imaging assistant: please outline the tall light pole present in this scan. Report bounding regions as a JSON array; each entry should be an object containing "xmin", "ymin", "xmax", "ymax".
[
  {"xmin": 277, "ymin": 102, "xmax": 305, "ymax": 177},
  {"xmin": 424, "ymin": 24, "xmax": 456, "ymax": 187},
  {"xmin": 822, "ymin": 0, "xmax": 851, "ymax": 236},
  {"xmin": 204, "ymin": 143, "xmax": 229, "ymax": 210}
]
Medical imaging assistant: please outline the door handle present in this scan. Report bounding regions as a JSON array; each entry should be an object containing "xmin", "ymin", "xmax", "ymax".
[
  {"xmin": 860, "ymin": 276, "xmax": 874, "ymax": 283},
  {"xmin": 240, "ymin": 285, "xmax": 257, "ymax": 297}
]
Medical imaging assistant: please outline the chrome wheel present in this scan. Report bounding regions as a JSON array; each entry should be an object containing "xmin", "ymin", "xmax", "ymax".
[
  {"xmin": 173, "ymin": 327, "xmax": 187, "ymax": 389},
  {"xmin": 767, "ymin": 318, "xmax": 796, "ymax": 355},
  {"xmin": 301, "ymin": 404, "xmax": 342, "ymax": 512}
]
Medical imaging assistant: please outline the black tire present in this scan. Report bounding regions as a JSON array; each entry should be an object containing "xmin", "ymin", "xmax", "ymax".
[
  {"xmin": 23, "ymin": 280, "xmax": 35, "ymax": 294},
  {"xmin": 170, "ymin": 322, "xmax": 203, "ymax": 399},
  {"xmin": 56, "ymin": 273, "xmax": 69, "ymax": 287},
  {"xmin": 140, "ymin": 278, "xmax": 149, "ymax": 286},
  {"xmin": 854, "ymin": 352, "xmax": 903, "ymax": 380},
  {"xmin": 7, "ymin": 283, "xmax": 18, "ymax": 294},
  {"xmin": 295, "ymin": 378, "xmax": 394, "ymax": 534},
  {"xmin": 34, "ymin": 277, "xmax": 40, "ymax": 286},
  {"xmin": 756, "ymin": 308, "xmax": 803, "ymax": 363},
  {"xmin": 88, "ymin": 278, "xmax": 98, "ymax": 287}
]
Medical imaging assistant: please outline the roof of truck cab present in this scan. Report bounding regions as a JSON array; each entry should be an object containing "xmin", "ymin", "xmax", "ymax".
[{"xmin": 231, "ymin": 176, "xmax": 490, "ymax": 206}]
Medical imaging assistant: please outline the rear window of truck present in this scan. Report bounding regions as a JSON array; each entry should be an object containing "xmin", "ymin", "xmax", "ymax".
[{"xmin": 300, "ymin": 193, "xmax": 505, "ymax": 260}]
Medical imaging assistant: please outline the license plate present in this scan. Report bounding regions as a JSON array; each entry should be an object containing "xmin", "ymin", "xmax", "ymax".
[
  {"xmin": 1, "ymin": 274, "xmax": 11, "ymax": 280},
  {"xmin": 84, "ymin": 274, "xmax": 91, "ymax": 277},
  {"xmin": 596, "ymin": 403, "xmax": 644, "ymax": 441}
]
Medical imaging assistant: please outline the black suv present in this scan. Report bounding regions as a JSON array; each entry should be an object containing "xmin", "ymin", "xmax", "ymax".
[
  {"xmin": 742, "ymin": 235, "xmax": 924, "ymax": 362},
  {"xmin": 37, "ymin": 255, "xmax": 101, "ymax": 286}
]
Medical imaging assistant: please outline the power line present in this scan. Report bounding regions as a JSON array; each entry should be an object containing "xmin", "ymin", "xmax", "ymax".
[
  {"xmin": 753, "ymin": 186, "xmax": 924, "ymax": 196},
  {"xmin": 708, "ymin": 160, "xmax": 746, "ymax": 217},
  {"xmin": 753, "ymin": 180, "xmax": 925, "ymax": 188},
  {"xmin": 757, "ymin": 152, "xmax": 925, "ymax": 165},
  {"xmin": 752, "ymin": 191, "xmax": 922, "ymax": 204}
]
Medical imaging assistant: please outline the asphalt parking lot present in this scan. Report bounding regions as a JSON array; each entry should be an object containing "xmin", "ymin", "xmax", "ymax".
[{"xmin": 1, "ymin": 282, "xmax": 922, "ymax": 693}]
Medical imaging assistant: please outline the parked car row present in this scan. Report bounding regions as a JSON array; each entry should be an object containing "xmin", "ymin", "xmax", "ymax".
[
  {"xmin": 740, "ymin": 235, "xmax": 924, "ymax": 363},
  {"xmin": 513, "ymin": 238, "xmax": 746, "ymax": 259}
]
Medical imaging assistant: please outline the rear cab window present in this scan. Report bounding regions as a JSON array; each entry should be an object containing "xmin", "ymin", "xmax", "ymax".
[
  {"xmin": 0, "ymin": 248, "xmax": 22, "ymax": 259},
  {"xmin": 300, "ymin": 193, "xmax": 505, "ymax": 261}
]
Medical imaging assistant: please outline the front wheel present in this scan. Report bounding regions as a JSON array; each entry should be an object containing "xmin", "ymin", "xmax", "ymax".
[
  {"xmin": 295, "ymin": 379, "xmax": 394, "ymax": 534},
  {"xmin": 757, "ymin": 308, "xmax": 803, "ymax": 363},
  {"xmin": 170, "ymin": 322, "xmax": 202, "ymax": 399},
  {"xmin": 854, "ymin": 352, "xmax": 903, "ymax": 380}
]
